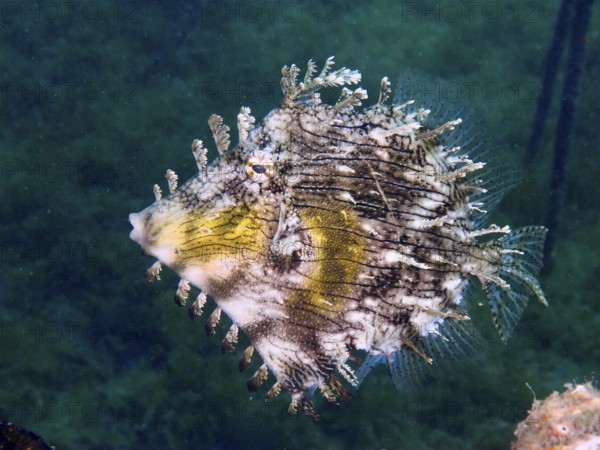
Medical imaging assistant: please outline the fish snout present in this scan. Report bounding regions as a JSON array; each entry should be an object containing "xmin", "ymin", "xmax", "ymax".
[
  {"xmin": 128, "ymin": 212, "xmax": 146, "ymax": 246},
  {"xmin": 128, "ymin": 209, "xmax": 180, "ymax": 266}
]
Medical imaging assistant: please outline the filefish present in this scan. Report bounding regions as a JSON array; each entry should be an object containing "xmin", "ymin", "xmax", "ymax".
[{"xmin": 128, "ymin": 57, "xmax": 547, "ymax": 417}]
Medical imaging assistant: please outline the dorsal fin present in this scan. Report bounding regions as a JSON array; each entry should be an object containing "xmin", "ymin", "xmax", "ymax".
[{"xmin": 394, "ymin": 71, "xmax": 518, "ymax": 227}]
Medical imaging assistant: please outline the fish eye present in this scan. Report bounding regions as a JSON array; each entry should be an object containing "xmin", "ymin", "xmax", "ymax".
[{"xmin": 245, "ymin": 152, "xmax": 274, "ymax": 181}]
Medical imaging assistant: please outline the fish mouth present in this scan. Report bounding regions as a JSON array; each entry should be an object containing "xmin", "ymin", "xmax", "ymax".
[
  {"xmin": 128, "ymin": 212, "xmax": 146, "ymax": 246},
  {"xmin": 128, "ymin": 209, "xmax": 179, "ymax": 266}
]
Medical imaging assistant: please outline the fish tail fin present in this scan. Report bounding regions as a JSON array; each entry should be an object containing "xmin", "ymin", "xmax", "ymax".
[{"xmin": 485, "ymin": 226, "xmax": 548, "ymax": 343}]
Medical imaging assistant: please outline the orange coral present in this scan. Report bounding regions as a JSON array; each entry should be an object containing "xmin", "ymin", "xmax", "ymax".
[{"xmin": 512, "ymin": 383, "xmax": 600, "ymax": 450}]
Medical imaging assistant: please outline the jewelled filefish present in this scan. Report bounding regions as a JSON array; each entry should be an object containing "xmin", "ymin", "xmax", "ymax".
[{"xmin": 129, "ymin": 57, "xmax": 548, "ymax": 417}]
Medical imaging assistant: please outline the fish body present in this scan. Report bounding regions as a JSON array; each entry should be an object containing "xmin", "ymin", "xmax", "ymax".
[{"xmin": 129, "ymin": 58, "xmax": 547, "ymax": 415}]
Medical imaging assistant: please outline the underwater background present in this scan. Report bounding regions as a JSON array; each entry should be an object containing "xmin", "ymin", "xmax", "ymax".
[{"xmin": 1, "ymin": 0, "xmax": 598, "ymax": 448}]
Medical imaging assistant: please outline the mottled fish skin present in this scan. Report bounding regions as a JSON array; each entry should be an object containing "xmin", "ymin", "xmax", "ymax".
[{"xmin": 129, "ymin": 57, "xmax": 547, "ymax": 416}]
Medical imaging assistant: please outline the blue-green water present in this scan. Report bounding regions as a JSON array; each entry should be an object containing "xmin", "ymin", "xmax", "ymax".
[{"xmin": 1, "ymin": 1, "xmax": 598, "ymax": 448}]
